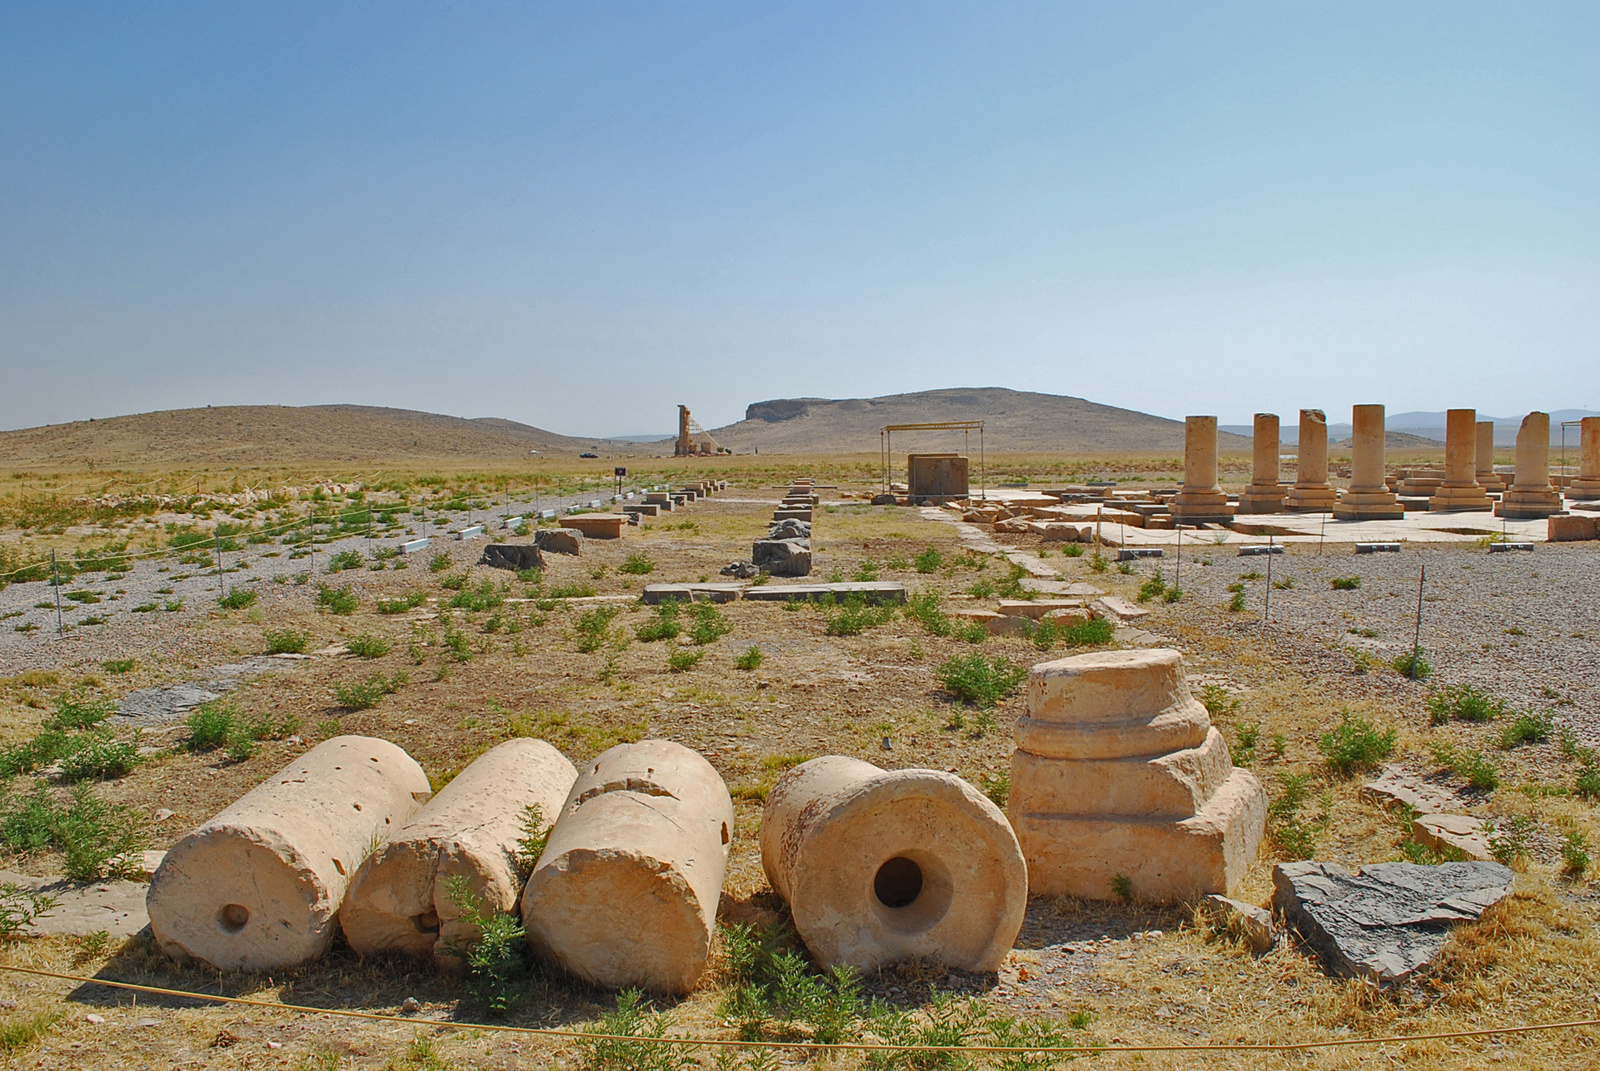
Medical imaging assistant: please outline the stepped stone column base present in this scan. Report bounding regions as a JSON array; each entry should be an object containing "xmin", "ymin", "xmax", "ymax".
[
  {"xmin": 1236, "ymin": 487, "xmax": 1288, "ymax": 514},
  {"xmin": 1283, "ymin": 486, "xmax": 1338, "ymax": 511},
  {"xmin": 1008, "ymin": 649, "xmax": 1265, "ymax": 904},
  {"xmin": 1430, "ymin": 409, "xmax": 1493, "ymax": 512},
  {"xmin": 1333, "ymin": 492, "xmax": 1406, "ymax": 521},
  {"xmin": 1495, "ymin": 490, "xmax": 1564, "ymax": 519}
]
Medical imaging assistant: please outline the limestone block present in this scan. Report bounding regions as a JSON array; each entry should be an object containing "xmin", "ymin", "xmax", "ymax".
[
  {"xmin": 147, "ymin": 736, "xmax": 430, "ymax": 971},
  {"xmin": 752, "ymin": 539, "xmax": 812, "ymax": 577},
  {"xmin": 564, "ymin": 515, "xmax": 629, "ymax": 539},
  {"xmin": 1201, "ymin": 894, "xmax": 1276, "ymax": 953},
  {"xmin": 996, "ymin": 599, "xmax": 1085, "ymax": 620},
  {"xmin": 1548, "ymin": 514, "xmax": 1598, "ymax": 541},
  {"xmin": 521, "ymin": 740, "xmax": 733, "ymax": 994},
  {"xmin": 535, "ymin": 528, "xmax": 585, "ymax": 555},
  {"xmin": 761, "ymin": 757, "xmax": 1026, "ymax": 973},
  {"xmin": 341, "ymin": 739, "xmax": 578, "ymax": 964},
  {"xmin": 1359, "ymin": 766, "xmax": 1459, "ymax": 815},
  {"xmin": 1009, "ymin": 649, "xmax": 1265, "ymax": 902},
  {"xmin": 481, "ymin": 544, "xmax": 544, "ymax": 572},
  {"xmin": 1411, "ymin": 814, "xmax": 1493, "ymax": 861}
]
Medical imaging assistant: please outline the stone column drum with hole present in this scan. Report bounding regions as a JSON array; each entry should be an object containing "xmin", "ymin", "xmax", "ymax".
[
  {"xmin": 520, "ymin": 739, "xmax": 733, "ymax": 994},
  {"xmin": 1333, "ymin": 404, "xmax": 1404, "ymax": 519},
  {"xmin": 341, "ymin": 739, "xmax": 578, "ymax": 965},
  {"xmin": 1496, "ymin": 412, "xmax": 1564, "ymax": 519},
  {"xmin": 1169, "ymin": 416, "xmax": 1236, "ymax": 524},
  {"xmin": 1237, "ymin": 413, "xmax": 1286, "ymax": 514},
  {"xmin": 1476, "ymin": 420, "xmax": 1504, "ymax": 490},
  {"xmin": 147, "ymin": 736, "xmax": 431, "ymax": 971},
  {"xmin": 1283, "ymin": 409, "xmax": 1337, "ymax": 511},
  {"xmin": 1008, "ymin": 650, "xmax": 1266, "ymax": 903},
  {"xmin": 1429, "ymin": 409, "xmax": 1493, "ymax": 512},
  {"xmin": 1567, "ymin": 416, "xmax": 1600, "ymax": 501},
  {"xmin": 760, "ymin": 757, "xmax": 1026, "ymax": 974}
]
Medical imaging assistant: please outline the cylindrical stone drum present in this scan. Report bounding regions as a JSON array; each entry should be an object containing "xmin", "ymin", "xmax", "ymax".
[
  {"xmin": 760, "ymin": 757, "xmax": 1026, "ymax": 974},
  {"xmin": 147, "ymin": 736, "xmax": 430, "ymax": 971},
  {"xmin": 520, "ymin": 739, "xmax": 733, "ymax": 994},
  {"xmin": 341, "ymin": 738, "xmax": 578, "ymax": 964}
]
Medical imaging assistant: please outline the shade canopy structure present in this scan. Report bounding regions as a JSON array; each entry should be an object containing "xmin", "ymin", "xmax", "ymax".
[{"xmin": 879, "ymin": 421, "xmax": 985, "ymax": 498}]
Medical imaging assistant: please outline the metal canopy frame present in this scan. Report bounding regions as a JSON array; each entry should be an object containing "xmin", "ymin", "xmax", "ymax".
[
  {"xmin": 879, "ymin": 420, "xmax": 985, "ymax": 499},
  {"xmin": 1560, "ymin": 419, "xmax": 1584, "ymax": 484}
]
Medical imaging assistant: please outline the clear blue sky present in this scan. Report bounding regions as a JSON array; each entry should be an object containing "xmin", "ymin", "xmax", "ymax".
[{"xmin": 2, "ymin": 2, "xmax": 1596, "ymax": 436}]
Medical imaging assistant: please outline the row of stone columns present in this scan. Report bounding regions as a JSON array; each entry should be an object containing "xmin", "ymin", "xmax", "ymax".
[{"xmin": 1173, "ymin": 407, "xmax": 1598, "ymax": 520}]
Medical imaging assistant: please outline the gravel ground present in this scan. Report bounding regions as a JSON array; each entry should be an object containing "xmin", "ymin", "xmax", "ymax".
[
  {"xmin": 1132, "ymin": 539, "xmax": 1600, "ymax": 743},
  {"xmin": 0, "ymin": 483, "xmax": 659, "ymax": 673}
]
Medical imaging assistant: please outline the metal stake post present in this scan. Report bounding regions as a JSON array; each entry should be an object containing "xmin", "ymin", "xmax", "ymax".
[
  {"xmin": 1410, "ymin": 564, "xmax": 1426, "ymax": 679},
  {"xmin": 215, "ymin": 535, "xmax": 224, "ymax": 596},
  {"xmin": 51, "ymin": 550, "xmax": 63, "ymax": 636},
  {"xmin": 1264, "ymin": 534, "xmax": 1273, "ymax": 624}
]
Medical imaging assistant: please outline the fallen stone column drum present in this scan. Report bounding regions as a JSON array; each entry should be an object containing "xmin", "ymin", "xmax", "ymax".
[
  {"xmin": 761, "ymin": 757, "xmax": 1026, "ymax": 974},
  {"xmin": 147, "ymin": 736, "xmax": 431, "ymax": 971},
  {"xmin": 341, "ymin": 739, "xmax": 578, "ymax": 964},
  {"xmin": 521, "ymin": 740, "xmax": 733, "ymax": 994}
]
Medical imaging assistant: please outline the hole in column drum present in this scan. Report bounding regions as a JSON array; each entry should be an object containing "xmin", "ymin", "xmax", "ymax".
[
  {"xmin": 217, "ymin": 903, "xmax": 250, "ymax": 933},
  {"xmin": 721, "ymin": 823, "xmax": 730, "ymax": 845},
  {"xmin": 874, "ymin": 857, "xmax": 923, "ymax": 908},
  {"xmin": 412, "ymin": 910, "xmax": 441, "ymax": 935}
]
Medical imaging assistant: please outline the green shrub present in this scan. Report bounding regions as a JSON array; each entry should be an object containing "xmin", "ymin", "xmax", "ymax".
[
  {"xmin": 547, "ymin": 582, "xmax": 597, "ymax": 599},
  {"xmin": 914, "ymin": 547, "xmax": 944, "ymax": 574},
  {"xmin": 1317, "ymin": 710, "xmax": 1396, "ymax": 777},
  {"xmin": 101, "ymin": 658, "xmax": 136, "ymax": 675},
  {"xmin": 0, "ymin": 884, "xmax": 58, "ymax": 937},
  {"xmin": 1228, "ymin": 590, "xmax": 1247, "ymax": 612},
  {"xmin": 0, "ymin": 783, "xmax": 145, "ymax": 881},
  {"xmin": 979, "ymin": 771, "xmax": 1010, "ymax": 809},
  {"xmin": 1061, "ymin": 616, "xmax": 1115, "ymax": 647},
  {"xmin": 1562, "ymin": 829, "xmax": 1590, "ymax": 876},
  {"xmin": 217, "ymin": 588, "xmax": 257, "ymax": 610},
  {"xmin": 375, "ymin": 591, "xmax": 428, "ymax": 615},
  {"xmin": 1427, "ymin": 683, "xmax": 1512, "ymax": 725},
  {"xmin": 443, "ymin": 877, "xmax": 529, "ymax": 1016},
  {"xmin": 315, "ymin": 584, "xmax": 358, "ymax": 615},
  {"xmin": 57, "ymin": 732, "xmax": 140, "ymax": 782},
  {"xmin": 579, "ymin": 989, "xmax": 695, "ymax": 1071},
  {"xmin": 689, "ymin": 602, "xmax": 733, "ymax": 645},
  {"xmin": 326, "ymin": 549, "xmax": 363, "ymax": 573},
  {"xmin": 1268, "ymin": 773, "xmax": 1320, "ymax": 860},
  {"xmin": 824, "ymin": 597, "xmax": 894, "ymax": 637},
  {"xmin": 1061, "ymin": 543, "xmax": 1085, "ymax": 558},
  {"xmin": 439, "ymin": 571, "xmax": 470, "ymax": 591},
  {"xmin": 636, "ymin": 602, "xmax": 682, "ymax": 643},
  {"xmin": 1392, "ymin": 648, "xmax": 1433, "ymax": 680},
  {"xmin": 428, "ymin": 552, "xmax": 451, "ymax": 573},
  {"xmin": 346, "ymin": 633, "xmax": 392, "ymax": 658},
  {"xmin": 1577, "ymin": 765, "xmax": 1600, "ymax": 800},
  {"xmin": 448, "ymin": 579, "xmax": 503, "ymax": 612},
  {"xmin": 1499, "ymin": 711, "xmax": 1553, "ymax": 749},
  {"xmin": 1137, "ymin": 574, "xmax": 1166, "ymax": 602},
  {"xmin": 903, "ymin": 591, "xmax": 952, "ymax": 637},
  {"xmin": 264, "ymin": 628, "xmax": 308, "ymax": 654},
  {"xmin": 966, "ymin": 578, "xmax": 996, "ymax": 599},
  {"xmin": 619, "ymin": 552, "xmax": 655, "ymax": 575},
  {"xmin": 667, "ymin": 648, "xmax": 704, "ymax": 672},
  {"xmin": 1331, "ymin": 577, "xmax": 1361, "ymax": 590},
  {"xmin": 334, "ymin": 672, "xmax": 408, "ymax": 710},
  {"xmin": 1429, "ymin": 741, "xmax": 1501, "ymax": 790},
  {"xmin": 45, "ymin": 694, "xmax": 113, "ymax": 732},
  {"xmin": 1485, "ymin": 816, "xmax": 1535, "ymax": 866},
  {"xmin": 574, "ymin": 606, "xmax": 622, "ymax": 653},
  {"xmin": 937, "ymin": 655, "xmax": 1026, "ymax": 708},
  {"xmin": 735, "ymin": 645, "xmax": 764, "ymax": 671}
]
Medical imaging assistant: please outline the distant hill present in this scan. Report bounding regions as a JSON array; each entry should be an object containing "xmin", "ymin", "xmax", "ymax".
[
  {"xmin": 0, "ymin": 405, "xmax": 633, "ymax": 469},
  {"xmin": 709, "ymin": 388, "xmax": 1250, "ymax": 454}
]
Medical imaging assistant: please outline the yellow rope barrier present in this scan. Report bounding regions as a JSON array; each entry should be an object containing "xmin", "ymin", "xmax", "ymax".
[{"xmin": 2, "ymin": 964, "xmax": 1596, "ymax": 1056}]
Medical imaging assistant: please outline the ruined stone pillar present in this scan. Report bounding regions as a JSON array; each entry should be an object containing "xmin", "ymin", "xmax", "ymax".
[
  {"xmin": 1169, "ymin": 416, "xmax": 1235, "ymax": 524},
  {"xmin": 521, "ymin": 740, "xmax": 732, "ymax": 994},
  {"xmin": 1236, "ymin": 414, "xmax": 1286, "ymax": 514},
  {"xmin": 1476, "ymin": 420, "xmax": 1503, "ymax": 490},
  {"xmin": 1428, "ymin": 409, "xmax": 1493, "ymax": 512},
  {"xmin": 1008, "ymin": 650, "xmax": 1266, "ymax": 902},
  {"xmin": 147, "ymin": 737, "xmax": 430, "ymax": 971},
  {"xmin": 1333, "ymin": 404, "xmax": 1404, "ymax": 519},
  {"xmin": 1569, "ymin": 416, "xmax": 1600, "ymax": 501},
  {"xmin": 1283, "ymin": 409, "xmax": 1336, "ymax": 511},
  {"xmin": 341, "ymin": 739, "xmax": 578, "ymax": 965},
  {"xmin": 1496, "ymin": 412, "xmax": 1563, "ymax": 519},
  {"xmin": 760, "ymin": 757, "xmax": 1026, "ymax": 974}
]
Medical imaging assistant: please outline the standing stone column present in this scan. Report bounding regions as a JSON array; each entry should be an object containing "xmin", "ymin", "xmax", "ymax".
[
  {"xmin": 1428, "ymin": 409, "xmax": 1493, "ymax": 512},
  {"xmin": 1333, "ymin": 405, "xmax": 1404, "ymax": 520},
  {"xmin": 1496, "ymin": 412, "xmax": 1563, "ymax": 518},
  {"xmin": 1284, "ymin": 409, "xmax": 1337, "ymax": 511},
  {"xmin": 1236, "ymin": 414, "xmax": 1286, "ymax": 514},
  {"xmin": 1169, "ymin": 416, "xmax": 1236, "ymax": 524},
  {"xmin": 1476, "ymin": 421, "xmax": 1504, "ymax": 490},
  {"xmin": 1569, "ymin": 416, "xmax": 1600, "ymax": 500}
]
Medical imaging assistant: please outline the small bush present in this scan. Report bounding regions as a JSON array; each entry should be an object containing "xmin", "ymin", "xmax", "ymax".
[
  {"xmin": 1317, "ymin": 710, "xmax": 1396, "ymax": 776},
  {"xmin": 102, "ymin": 658, "xmax": 136, "ymax": 675},
  {"xmin": 1429, "ymin": 741, "xmax": 1501, "ymax": 790},
  {"xmin": 217, "ymin": 588, "xmax": 257, "ymax": 610},
  {"xmin": 1331, "ymin": 577, "xmax": 1361, "ymax": 590},
  {"xmin": 58, "ymin": 732, "xmax": 140, "ymax": 782},
  {"xmin": 428, "ymin": 552, "xmax": 452, "ymax": 573},
  {"xmin": 334, "ymin": 672, "xmax": 408, "ymax": 710},
  {"xmin": 1562, "ymin": 829, "xmax": 1591, "ymax": 876},
  {"xmin": 1427, "ymin": 683, "xmax": 1512, "ymax": 725},
  {"xmin": 264, "ymin": 628, "xmax": 308, "ymax": 654},
  {"xmin": 979, "ymin": 771, "xmax": 1010, "ymax": 809},
  {"xmin": 1061, "ymin": 543, "xmax": 1085, "ymax": 558},
  {"xmin": 448, "ymin": 579, "xmax": 503, "ymax": 612},
  {"xmin": 1163, "ymin": 585, "xmax": 1183, "ymax": 603},
  {"xmin": 327, "ymin": 549, "xmax": 364, "ymax": 572},
  {"xmin": 937, "ymin": 654, "xmax": 1026, "ymax": 709},
  {"xmin": 1485, "ymin": 816, "xmax": 1535, "ymax": 867},
  {"xmin": 0, "ymin": 783, "xmax": 145, "ymax": 881},
  {"xmin": 735, "ymin": 645, "xmax": 764, "ymax": 670},
  {"xmin": 1499, "ymin": 711, "xmax": 1553, "ymax": 749},
  {"xmin": 914, "ymin": 547, "xmax": 944, "ymax": 574},
  {"xmin": 442, "ymin": 877, "xmax": 529, "ymax": 1016},
  {"xmin": 346, "ymin": 633, "xmax": 392, "ymax": 658},
  {"xmin": 689, "ymin": 602, "xmax": 733, "ymax": 645},
  {"xmin": 1392, "ymin": 648, "xmax": 1433, "ymax": 680},
  {"xmin": 636, "ymin": 602, "xmax": 682, "ymax": 642},
  {"xmin": 1198, "ymin": 684, "xmax": 1240, "ymax": 719},
  {"xmin": 1228, "ymin": 590, "xmax": 1247, "ymax": 612},
  {"xmin": 574, "ymin": 606, "xmax": 622, "ymax": 653},
  {"xmin": 619, "ymin": 552, "xmax": 655, "ymax": 575},
  {"xmin": 903, "ymin": 591, "xmax": 952, "ymax": 637},
  {"xmin": 45, "ymin": 694, "xmax": 114, "ymax": 732},
  {"xmin": 1577, "ymin": 765, "xmax": 1600, "ymax": 800},
  {"xmin": 1060, "ymin": 616, "xmax": 1115, "ymax": 647},
  {"xmin": 1137, "ymin": 575, "xmax": 1166, "ymax": 603},
  {"xmin": 316, "ymin": 584, "xmax": 358, "ymax": 615},
  {"xmin": 824, "ymin": 597, "xmax": 894, "ymax": 637},
  {"xmin": 375, "ymin": 591, "xmax": 428, "ymax": 615},
  {"xmin": 667, "ymin": 648, "xmax": 704, "ymax": 672}
]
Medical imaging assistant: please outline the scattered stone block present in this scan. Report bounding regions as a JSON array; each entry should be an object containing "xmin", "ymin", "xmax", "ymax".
[
  {"xmin": 761, "ymin": 757, "xmax": 1025, "ymax": 973},
  {"xmin": 641, "ymin": 583, "xmax": 747, "ymax": 604},
  {"xmin": 622, "ymin": 503, "xmax": 660, "ymax": 517},
  {"xmin": 768, "ymin": 518, "xmax": 812, "ymax": 541},
  {"xmin": 996, "ymin": 599, "xmax": 1086, "ymax": 620},
  {"xmin": 1116, "ymin": 548, "xmax": 1163, "ymax": 561},
  {"xmin": 535, "ymin": 528, "xmax": 585, "ymax": 555},
  {"xmin": 1009, "ymin": 649, "xmax": 1266, "ymax": 903},
  {"xmin": 1411, "ymin": 814, "xmax": 1494, "ymax": 861},
  {"xmin": 1237, "ymin": 545, "xmax": 1284, "ymax": 557},
  {"xmin": 522, "ymin": 740, "xmax": 733, "ymax": 994},
  {"xmin": 342, "ymin": 740, "xmax": 578, "ymax": 964},
  {"xmin": 1359, "ymin": 766, "xmax": 1460, "ymax": 815},
  {"xmin": 1273, "ymin": 860, "xmax": 1514, "ymax": 983},
  {"xmin": 773, "ymin": 508, "xmax": 813, "ymax": 523},
  {"xmin": 481, "ymin": 544, "xmax": 544, "ymax": 572},
  {"xmin": 1487, "ymin": 542, "xmax": 1535, "ymax": 553},
  {"xmin": 752, "ymin": 539, "xmax": 812, "ymax": 577},
  {"xmin": 1201, "ymin": 894, "xmax": 1276, "ymax": 953},
  {"xmin": 1095, "ymin": 596, "xmax": 1150, "ymax": 622},
  {"xmin": 742, "ymin": 582, "xmax": 907, "ymax": 604},
  {"xmin": 720, "ymin": 562, "xmax": 760, "ymax": 579},
  {"xmin": 1547, "ymin": 514, "xmax": 1597, "ymax": 541},
  {"xmin": 147, "ymin": 736, "xmax": 430, "ymax": 971},
  {"xmin": 455, "ymin": 525, "xmax": 484, "ymax": 541},
  {"xmin": 399, "ymin": 537, "xmax": 430, "ymax": 555},
  {"xmin": 1355, "ymin": 543, "xmax": 1401, "ymax": 554},
  {"xmin": 563, "ymin": 514, "xmax": 629, "ymax": 539}
]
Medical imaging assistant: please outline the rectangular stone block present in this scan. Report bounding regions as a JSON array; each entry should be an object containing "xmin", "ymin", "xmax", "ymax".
[
  {"xmin": 563, "ymin": 514, "xmax": 629, "ymax": 539},
  {"xmin": 1548, "ymin": 514, "xmax": 1598, "ymax": 541},
  {"xmin": 995, "ymin": 599, "xmax": 1086, "ymax": 620},
  {"xmin": 741, "ymin": 582, "xmax": 907, "ymax": 604}
]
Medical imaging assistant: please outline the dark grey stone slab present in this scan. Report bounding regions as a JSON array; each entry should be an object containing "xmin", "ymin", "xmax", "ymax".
[{"xmin": 1274, "ymin": 860, "xmax": 1514, "ymax": 984}]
